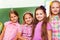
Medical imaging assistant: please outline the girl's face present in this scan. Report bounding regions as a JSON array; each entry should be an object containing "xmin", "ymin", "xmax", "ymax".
[
  {"xmin": 36, "ymin": 9, "xmax": 45, "ymax": 21},
  {"xmin": 51, "ymin": 2, "xmax": 60, "ymax": 15},
  {"xmin": 24, "ymin": 14, "xmax": 33, "ymax": 25},
  {"xmin": 10, "ymin": 13, "xmax": 18, "ymax": 23}
]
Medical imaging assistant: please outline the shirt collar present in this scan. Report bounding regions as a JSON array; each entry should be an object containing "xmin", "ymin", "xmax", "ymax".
[
  {"xmin": 9, "ymin": 21, "xmax": 18, "ymax": 25},
  {"xmin": 24, "ymin": 24, "xmax": 32, "ymax": 27}
]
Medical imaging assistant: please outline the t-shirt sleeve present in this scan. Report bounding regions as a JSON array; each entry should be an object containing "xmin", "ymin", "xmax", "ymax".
[
  {"xmin": 47, "ymin": 22, "xmax": 52, "ymax": 30},
  {"xmin": 4, "ymin": 22, "xmax": 8, "ymax": 27}
]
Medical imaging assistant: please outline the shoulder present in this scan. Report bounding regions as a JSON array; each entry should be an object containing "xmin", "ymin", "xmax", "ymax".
[
  {"xmin": 17, "ymin": 23, "xmax": 21, "ymax": 27},
  {"xmin": 21, "ymin": 24, "xmax": 26, "ymax": 27},
  {"xmin": 47, "ymin": 22, "xmax": 52, "ymax": 30},
  {"xmin": 20, "ymin": 24, "xmax": 27, "ymax": 29},
  {"xmin": 36, "ymin": 21, "xmax": 43, "ymax": 27},
  {"xmin": 4, "ymin": 21, "xmax": 10, "ymax": 26}
]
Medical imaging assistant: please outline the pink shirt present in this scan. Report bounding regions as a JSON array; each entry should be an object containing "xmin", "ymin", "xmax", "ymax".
[
  {"xmin": 33, "ymin": 21, "xmax": 52, "ymax": 40},
  {"xmin": 3, "ymin": 21, "xmax": 21, "ymax": 40},
  {"xmin": 21, "ymin": 24, "xmax": 32, "ymax": 40}
]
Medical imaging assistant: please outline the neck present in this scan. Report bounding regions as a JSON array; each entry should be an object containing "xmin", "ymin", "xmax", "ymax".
[
  {"xmin": 52, "ymin": 14, "xmax": 58, "ymax": 16},
  {"xmin": 51, "ymin": 14, "xmax": 58, "ymax": 18},
  {"xmin": 26, "ymin": 24, "xmax": 32, "ymax": 26},
  {"xmin": 39, "ymin": 20, "xmax": 43, "ymax": 22},
  {"xmin": 10, "ymin": 21, "xmax": 18, "ymax": 23}
]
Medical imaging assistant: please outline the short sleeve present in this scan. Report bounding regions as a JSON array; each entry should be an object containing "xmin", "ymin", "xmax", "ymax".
[
  {"xmin": 4, "ymin": 22, "xmax": 9, "ymax": 27},
  {"xmin": 47, "ymin": 22, "xmax": 52, "ymax": 30},
  {"xmin": 17, "ymin": 25, "xmax": 23, "ymax": 33}
]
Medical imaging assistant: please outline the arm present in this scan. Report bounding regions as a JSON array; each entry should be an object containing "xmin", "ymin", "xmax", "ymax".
[
  {"xmin": 0, "ymin": 26, "xmax": 6, "ymax": 40},
  {"xmin": 17, "ymin": 32, "xmax": 27, "ymax": 40},
  {"xmin": 13, "ymin": 33, "xmax": 18, "ymax": 40},
  {"xmin": 47, "ymin": 30, "xmax": 52, "ymax": 40}
]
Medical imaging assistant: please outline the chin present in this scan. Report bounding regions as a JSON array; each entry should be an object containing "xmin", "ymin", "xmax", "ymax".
[
  {"xmin": 27, "ymin": 23, "xmax": 31, "ymax": 25},
  {"xmin": 13, "ymin": 21, "xmax": 17, "ymax": 23},
  {"xmin": 54, "ymin": 13, "xmax": 57, "ymax": 15}
]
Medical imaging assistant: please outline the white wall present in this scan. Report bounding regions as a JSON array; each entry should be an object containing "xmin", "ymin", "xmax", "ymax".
[{"xmin": 0, "ymin": 0, "xmax": 46, "ymax": 8}]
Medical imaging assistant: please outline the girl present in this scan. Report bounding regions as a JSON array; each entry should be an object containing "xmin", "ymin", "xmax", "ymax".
[
  {"xmin": 33, "ymin": 6, "xmax": 52, "ymax": 40},
  {"xmin": 49, "ymin": 1, "xmax": 60, "ymax": 40},
  {"xmin": 17, "ymin": 12, "xmax": 34, "ymax": 40},
  {"xmin": 0, "ymin": 10, "xmax": 21, "ymax": 40}
]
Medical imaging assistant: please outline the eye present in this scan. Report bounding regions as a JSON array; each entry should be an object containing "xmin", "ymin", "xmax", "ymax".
[
  {"xmin": 40, "ymin": 13, "xmax": 42, "ymax": 15},
  {"xmin": 10, "ymin": 16, "xmax": 13, "ymax": 18},
  {"xmin": 56, "ymin": 7, "xmax": 59, "ymax": 8},
  {"xmin": 52, "ymin": 7, "xmax": 54, "ymax": 9},
  {"xmin": 29, "ymin": 17, "xmax": 32, "ymax": 19},
  {"xmin": 14, "ymin": 16, "xmax": 16, "ymax": 17},
  {"xmin": 25, "ymin": 18, "xmax": 28, "ymax": 19},
  {"xmin": 36, "ymin": 13, "xmax": 39, "ymax": 15}
]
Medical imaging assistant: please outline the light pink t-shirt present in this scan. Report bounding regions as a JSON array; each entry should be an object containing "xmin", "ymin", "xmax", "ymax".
[
  {"xmin": 33, "ymin": 21, "xmax": 52, "ymax": 40},
  {"xmin": 21, "ymin": 24, "xmax": 32, "ymax": 40},
  {"xmin": 3, "ymin": 21, "xmax": 21, "ymax": 40}
]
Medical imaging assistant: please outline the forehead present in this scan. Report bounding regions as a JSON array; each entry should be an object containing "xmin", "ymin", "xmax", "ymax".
[
  {"xmin": 36, "ymin": 9, "xmax": 44, "ymax": 13},
  {"xmin": 24, "ymin": 14, "xmax": 32, "ymax": 17},
  {"xmin": 10, "ymin": 13, "xmax": 17, "ymax": 17},
  {"xmin": 10, "ymin": 13, "xmax": 15, "ymax": 15},
  {"xmin": 51, "ymin": 2, "xmax": 60, "ymax": 7}
]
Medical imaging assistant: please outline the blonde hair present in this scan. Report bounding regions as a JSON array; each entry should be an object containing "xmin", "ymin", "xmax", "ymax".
[{"xmin": 49, "ymin": 1, "xmax": 60, "ymax": 15}]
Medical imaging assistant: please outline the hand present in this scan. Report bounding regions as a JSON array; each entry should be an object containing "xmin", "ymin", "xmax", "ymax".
[
  {"xmin": 0, "ymin": 36, "xmax": 2, "ymax": 40},
  {"xmin": 23, "ymin": 38, "xmax": 27, "ymax": 40}
]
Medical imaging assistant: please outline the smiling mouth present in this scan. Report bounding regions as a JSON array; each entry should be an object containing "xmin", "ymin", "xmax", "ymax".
[{"xmin": 54, "ymin": 11, "xmax": 57, "ymax": 12}]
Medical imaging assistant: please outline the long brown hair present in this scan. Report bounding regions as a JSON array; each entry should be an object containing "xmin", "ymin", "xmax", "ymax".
[
  {"xmin": 34, "ymin": 6, "xmax": 48, "ymax": 40},
  {"xmin": 49, "ymin": 1, "xmax": 60, "ymax": 18}
]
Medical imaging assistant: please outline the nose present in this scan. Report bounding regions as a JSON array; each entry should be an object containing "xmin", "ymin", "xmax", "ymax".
[
  {"xmin": 38, "ymin": 15, "xmax": 41, "ymax": 17},
  {"xmin": 55, "ymin": 7, "xmax": 58, "ymax": 10},
  {"xmin": 27, "ymin": 18, "xmax": 30, "ymax": 20}
]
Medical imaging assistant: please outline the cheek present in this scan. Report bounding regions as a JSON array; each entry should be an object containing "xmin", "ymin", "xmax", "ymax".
[
  {"xmin": 41, "ymin": 14, "xmax": 45, "ymax": 18},
  {"xmin": 51, "ymin": 9, "xmax": 55, "ymax": 13},
  {"xmin": 57, "ymin": 8, "xmax": 60, "ymax": 12},
  {"xmin": 51, "ymin": 8, "xmax": 54, "ymax": 12},
  {"xmin": 41, "ymin": 15, "xmax": 44, "ymax": 19},
  {"xmin": 14, "ymin": 17, "xmax": 18, "ymax": 20},
  {"xmin": 10, "ymin": 18, "xmax": 13, "ymax": 21},
  {"xmin": 36, "ymin": 15, "xmax": 39, "ymax": 18},
  {"xmin": 25, "ymin": 19, "xmax": 28, "ymax": 23},
  {"xmin": 16, "ymin": 17, "xmax": 18, "ymax": 20},
  {"xmin": 30, "ymin": 18, "xmax": 33, "ymax": 22}
]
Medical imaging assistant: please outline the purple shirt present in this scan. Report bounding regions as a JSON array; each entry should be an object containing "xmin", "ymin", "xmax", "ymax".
[
  {"xmin": 21, "ymin": 24, "xmax": 32, "ymax": 40},
  {"xmin": 3, "ymin": 21, "xmax": 21, "ymax": 40},
  {"xmin": 33, "ymin": 21, "xmax": 52, "ymax": 40}
]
